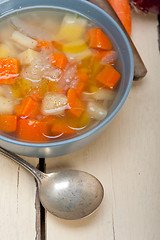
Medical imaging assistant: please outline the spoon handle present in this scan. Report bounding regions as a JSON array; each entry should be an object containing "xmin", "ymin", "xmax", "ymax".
[{"xmin": 0, "ymin": 146, "xmax": 45, "ymax": 182}]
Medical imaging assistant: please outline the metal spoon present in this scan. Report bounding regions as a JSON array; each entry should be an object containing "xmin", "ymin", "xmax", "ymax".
[{"xmin": 0, "ymin": 146, "xmax": 104, "ymax": 220}]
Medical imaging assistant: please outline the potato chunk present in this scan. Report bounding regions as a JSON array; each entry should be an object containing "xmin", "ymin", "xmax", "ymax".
[
  {"xmin": 87, "ymin": 101, "xmax": 107, "ymax": 120},
  {"xmin": 56, "ymin": 14, "xmax": 87, "ymax": 42},
  {"xmin": 92, "ymin": 88, "xmax": 115, "ymax": 101},
  {"xmin": 11, "ymin": 31, "xmax": 37, "ymax": 49},
  {"xmin": 41, "ymin": 93, "xmax": 67, "ymax": 115},
  {"xmin": 0, "ymin": 96, "xmax": 14, "ymax": 115},
  {"xmin": 0, "ymin": 44, "xmax": 10, "ymax": 58},
  {"xmin": 18, "ymin": 49, "xmax": 39, "ymax": 65}
]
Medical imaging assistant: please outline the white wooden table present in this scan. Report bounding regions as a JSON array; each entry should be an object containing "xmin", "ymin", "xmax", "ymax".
[{"xmin": 0, "ymin": 11, "xmax": 160, "ymax": 240}]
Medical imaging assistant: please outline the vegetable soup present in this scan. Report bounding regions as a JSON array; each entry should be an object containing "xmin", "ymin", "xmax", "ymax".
[{"xmin": 0, "ymin": 9, "xmax": 121, "ymax": 143}]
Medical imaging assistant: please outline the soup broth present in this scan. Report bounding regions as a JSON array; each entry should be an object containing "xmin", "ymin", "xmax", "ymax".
[{"xmin": 0, "ymin": 9, "xmax": 121, "ymax": 143}]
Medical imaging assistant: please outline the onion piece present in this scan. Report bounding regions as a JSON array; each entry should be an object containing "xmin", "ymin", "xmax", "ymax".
[
  {"xmin": 11, "ymin": 31, "xmax": 37, "ymax": 49},
  {"xmin": 86, "ymin": 101, "xmax": 108, "ymax": 120},
  {"xmin": 11, "ymin": 17, "xmax": 52, "ymax": 41},
  {"xmin": 92, "ymin": 88, "xmax": 115, "ymax": 101}
]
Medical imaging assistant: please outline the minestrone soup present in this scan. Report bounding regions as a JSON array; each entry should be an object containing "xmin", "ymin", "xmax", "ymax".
[{"xmin": 0, "ymin": 10, "xmax": 120, "ymax": 142}]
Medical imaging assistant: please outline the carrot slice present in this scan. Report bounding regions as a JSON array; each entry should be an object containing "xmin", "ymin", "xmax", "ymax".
[
  {"xmin": 0, "ymin": 58, "xmax": 19, "ymax": 84},
  {"xmin": 0, "ymin": 115, "xmax": 17, "ymax": 132},
  {"xmin": 51, "ymin": 118, "xmax": 75, "ymax": 137},
  {"xmin": 108, "ymin": 0, "xmax": 132, "ymax": 36},
  {"xmin": 17, "ymin": 119, "xmax": 49, "ymax": 142},
  {"xmin": 75, "ymin": 70, "xmax": 88, "ymax": 96},
  {"xmin": 67, "ymin": 88, "xmax": 84, "ymax": 118},
  {"xmin": 87, "ymin": 28, "xmax": 112, "ymax": 50},
  {"xmin": 96, "ymin": 64, "xmax": 120, "ymax": 90},
  {"xmin": 50, "ymin": 52, "xmax": 68, "ymax": 69},
  {"xmin": 17, "ymin": 97, "xmax": 39, "ymax": 118},
  {"xmin": 37, "ymin": 40, "xmax": 51, "ymax": 50}
]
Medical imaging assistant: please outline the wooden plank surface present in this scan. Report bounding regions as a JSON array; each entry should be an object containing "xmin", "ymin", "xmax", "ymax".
[
  {"xmin": 0, "ymin": 155, "xmax": 39, "ymax": 240},
  {"xmin": 0, "ymin": 11, "xmax": 160, "ymax": 240},
  {"xmin": 45, "ymin": 13, "xmax": 160, "ymax": 240}
]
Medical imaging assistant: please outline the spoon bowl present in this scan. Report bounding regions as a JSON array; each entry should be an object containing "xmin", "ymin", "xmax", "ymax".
[
  {"xmin": 39, "ymin": 170, "xmax": 103, "ymax": 220},
  {"xmin": 0, "ymin": 146, "xmax": 104, "ymax": 220}
]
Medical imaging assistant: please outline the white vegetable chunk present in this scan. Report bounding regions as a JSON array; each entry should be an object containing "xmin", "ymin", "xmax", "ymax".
[
  {"xmin": 0, "ymin": 96, "xmax": 14, "ymax": 115},
  {"xmin": 42, "ymin": 18, "xmax": 59, "ymax": 33},
  {"xmin": 41, "ymin": 93, "xmax": 67, "ymax": 115},
  {"xmin": 4, "ymin": 40, "xmax": 20, "ymax": 57},
  {"xmin": 0, "ymin": 26, "xmax": 14, "ymax": 42},
  {"xmin": 62, "ymin": 14, "xmax": 87, "ymax": 26},
  {"xmin": 55, "ymin": 14, "xmax": 87, "ymax": 42},
  {"xmin": 92, "ymin": 88, "xmax": 115, "ymax": 101},
  {"xmin": 0, "ymin": 44, "xmax": 10, "ymax": 58},
  {"xmin": 11, "ymin": 31, "xmax": 37, "ymax": 49},
  {"xmin": 87, "ymin": 101, "xmax": 107, "ymax": 120},
  {"xmin": 18, "ymin": 49, "xmax": 39, "ymax": 65}
]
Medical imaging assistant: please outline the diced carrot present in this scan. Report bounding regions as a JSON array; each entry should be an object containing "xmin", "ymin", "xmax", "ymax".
[
  {"xmin": 0, "ymin": 58, "xmax": 19, "ymax": 84},
  {"xmin": 51, "ymin": 118, "xmax": 75, "ymax": 137},
  {"xmin": 37, "ymin": 40, "xmax": 51, "ymax": 50},
  {"xmin": 96, "ymin": 64, "xmax": 120, "ymax": 90},
  {"xmin": 75, "ymin": 70, "xmax": 88, "ymax": 96},
  {"xmin": 67, "ymin": 88, "xmax": 84, "ymax": 118},
  {"xmin": 95, "ymin": 50, "xmax": 117, "ymax": 65},
  {"xmin": 52, "ymin": 41, "xmax": 63, "ymax": 51},
  {"xmin": 41, "ymin": 115, "xmax": 55, "ymax": 127},
  {"xmin": 108, "ymin": 0, "xmax": 132, "ymax": 36},
  {"xmin": 17, "ymin": 119, "xmax": 49, "ymax": 142},
  {"xmin": 50, "ymin": 52, "xmax": 68, "ymax": 69},
  {"xmin": 17, "ymin": 97, "xmax": 39, "ymax": 118},
  {"xmin": 0, "ymin": 115, "xmax": 17, "ymax": 132},
  {"xmin": 87, "ymin": 28, "xmax": 112, "ymax": 50},
  {"xmin": 14, "ymin": 105, "xmax": 21, "ymax": 116}
]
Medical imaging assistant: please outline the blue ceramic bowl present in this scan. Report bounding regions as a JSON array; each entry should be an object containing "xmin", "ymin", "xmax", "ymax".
[{"xmin": 0, "ymin": 0, "xmax": 134, "ymax": 157}]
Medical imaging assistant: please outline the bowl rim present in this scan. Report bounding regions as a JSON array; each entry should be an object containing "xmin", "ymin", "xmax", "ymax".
[{"xmin": 0, "ymin": 0, "xmax": 134, "ymax": 148}]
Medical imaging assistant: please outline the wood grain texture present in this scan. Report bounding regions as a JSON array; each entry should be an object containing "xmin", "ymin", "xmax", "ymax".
[
  {"xmin": 0, "ymin": 11, "xmax": 159, "ymax": 240},
  {"xmin": 0, "ymin": 155, "xmax": 38, "ymax": 240},
  {"xmin": 45, "ymin": 13, "xmax": 160, "ymax": 240}
]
